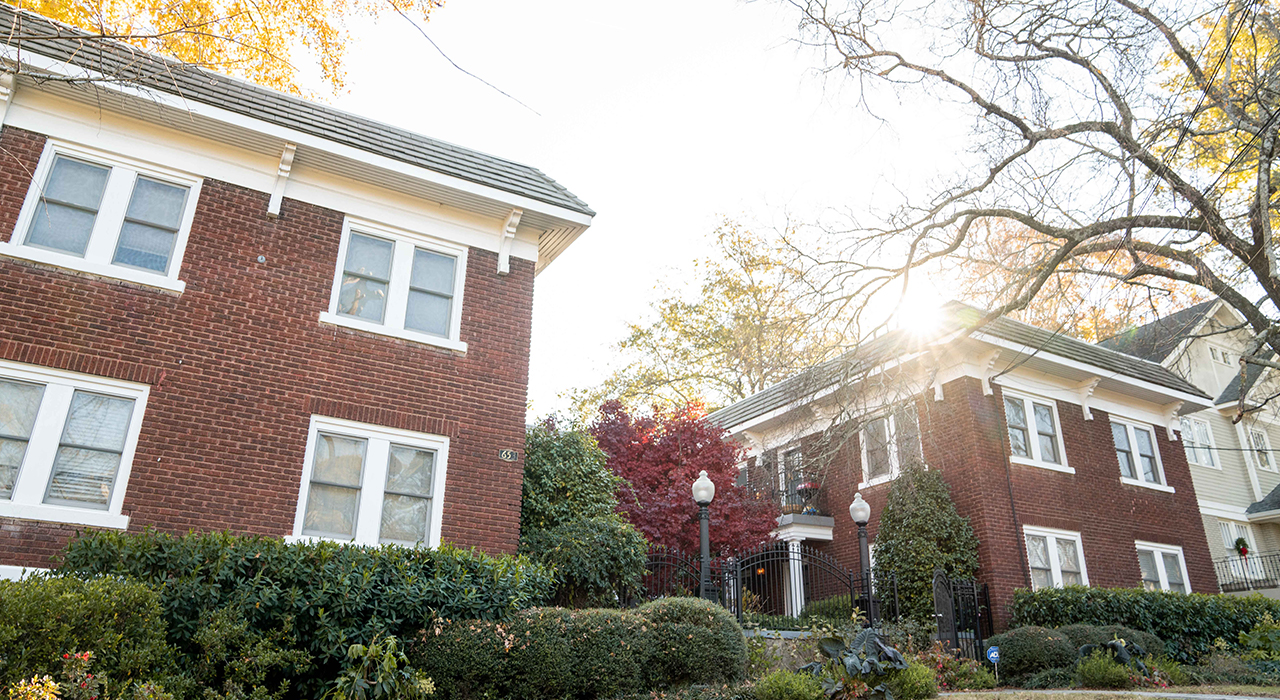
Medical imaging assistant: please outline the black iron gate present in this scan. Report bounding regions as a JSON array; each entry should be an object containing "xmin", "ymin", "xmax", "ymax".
[{"xmin": 932, "ymin": 569, "xmax": 992, "ymax": 661}]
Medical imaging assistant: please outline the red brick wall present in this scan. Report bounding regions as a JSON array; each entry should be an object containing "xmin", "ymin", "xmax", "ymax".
[
  {"xmin": 0, "ymin": 125, "xmax": 532, "ymax": 567},
  {"xmin": 805, "ymin": 375, "xmax": 1216, "ymax": 629}
]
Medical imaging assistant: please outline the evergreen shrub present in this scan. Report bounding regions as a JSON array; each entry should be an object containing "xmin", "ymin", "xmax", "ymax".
[
  {"xmin": 1055, "ymin": 624, "xmax": 1164, "ymax": 658},
  {"xmin": 1010, "ymin": 586, "xmax": 1280, "ymax": 661},
  {"xmin": 884, "ymin": 662, "xmax": 938, "ymax": 700},
  {"xmin": 981, "ymin": 626, "xmax": 1074, "ymax": 678},
  {"xmin": 1075, "ymin": 650, "xmax": 1132, "ymax": 689},
  {"xmin": 752, "ymin": 670, "xmax": 824, "ymax": 700}
]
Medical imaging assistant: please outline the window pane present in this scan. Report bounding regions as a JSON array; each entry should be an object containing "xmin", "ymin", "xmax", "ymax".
[
  {"xmin": 125, "ymin": 177, "xmax": 187, "ymax": 229},
  {"xmin": 865, "ymin": 418, "xmax": 891, "ymax": 480},
  {"xmin": 45, "ymin": 157, "xmax": 110, "ymax": 208},
  {"xmin": 0, "ymin": 379, "xmax": 43, "ymax": 439},
  {"xmin": 1060, "ymin": 570, "xmax": 1083, "ymax": 586},
  {"xmin": 1134, "ymin": 429, "xmax": 1158, "ymax": 483},
  {"xmin": 1057, "ymin": 538, "xmax": 1081, "ymax": 574},
  {"xmin": 380, "ymin": 493, "xmax": 430, "ymax": 544},
  {"xmin": 1034, "ymin": 403, "xmax": 1060, "ymax": 463},
  {"xmin": 410, "ymin": 249, "xmax": 455, "ymax": 294},
  {"xmin": 0, "ymin": 438, "xmax": 28, "ymax": 499},
  {"xmin": 1005, "ymin": 398, "xmax": 1030, "ymax": 457},
  {"xmin": 1030, "ymin": 567, "xmax": 1053, "ymax": 591},
  {"xmin": 61, "ymin": 393, "xmax": 133, "ymax": 451},
  {"xmin": 302, "ymin": 483, "xmax": 359, "ymax": 538},
  {"xmin": 1137, "ymin": 550, "xmax": 1159, "ymax": 591},
  {"xmin": 1112, "ymin": 423, "xmax": 1135, "ymax": 479},
  {"xmin": 113, "ymin": 222, "xmax": 176, "ymax": 272},
  {"xmin": 1181, "ymin": 418, "xmax": 1198, "ymax": 465},
  {"xmin": 27, "ymin": 201, "xmax": 97, "ymax": 255},
  {"xmin": 386, "ymin": 446, "xmax": 434, "ymax": 496},
  {"xmin": 338, "ymin": 275, "xmax": 388, "ymax": 322},
  {"xmin": 1026, "ymin": 535, "xmax": 1050, "ymax": 569},
  {"xmin": 404, "ymin": 290, "xmax": 450, "ymax": 337},
  {"xmin": 895, "ymin": 405, "xmax": 923, "ymax": 465},
  {"xmin": 312, "ymin": 434, "xmax": 365, "ymax": 487},
  {"xmin": 343, "ymin": 233, "xmax": 393, "ymax": 280},
  {"xmin": 1194, "ymin": 422, "xmax": 1215, "ymax": 466},
  {"xmin": 1220, "ymin": 521, "xmax": 1235, "ymax": 550},
  {"xmin": 1163, "ymin": 552, "xmax": 1186, "ymax": 593},
  {"xmin": 1252, "ymin": 430, "xmax": 1274, "ymax": 469},
  {"xmin": 46, "ymin": 446, "xmax": 120, "ymax": 507}
]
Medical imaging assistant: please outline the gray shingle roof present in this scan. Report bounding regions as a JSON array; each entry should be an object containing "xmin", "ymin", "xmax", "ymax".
[
  {"xmin": 708, "ymin": 301, "xmax": 1209, "ymax": 429},
  {"xmin": 1096, "ymin": 301, "xmax": 1216, "ymax": 362},
  {"xmin": 0, "ymin": 4, "xmax": 594, "ymax": 217},
  {"xmin": 1249, "ymin": 481, "xmax": 1280, "ymax": 514},
  {"xmin": 1216, "ymin": 350, "xmax": 1272, "ymax": 406}
]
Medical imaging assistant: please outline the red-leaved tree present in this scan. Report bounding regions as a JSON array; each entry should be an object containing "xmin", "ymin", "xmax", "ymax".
[{"xmin": 590, "ymin": 400, "xmax": 778, "ymax": 555}]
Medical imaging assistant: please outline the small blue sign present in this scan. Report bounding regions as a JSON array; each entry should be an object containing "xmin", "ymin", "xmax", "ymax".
[{"xmin": 986, "ymin": 646, "xmax": 1000, "ymax": 664}]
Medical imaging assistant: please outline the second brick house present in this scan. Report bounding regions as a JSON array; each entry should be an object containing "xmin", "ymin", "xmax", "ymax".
[
  {"xmin": 709, "ymin": 301, "xmax": 1219, "ymax": 626},
  {"xmin": 0, "ymin": 6, "xmax": 591, "ymax": 574}
]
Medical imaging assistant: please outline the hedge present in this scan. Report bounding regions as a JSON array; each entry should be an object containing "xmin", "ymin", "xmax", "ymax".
[
  {"xmin": 1010, "ymin": 586, "xmax": 1280, "ymax": 661},
  {"xmin": 0, "ymin": 574, "xmax": 173, "ymax": 691},
  {"xmin": 60, "ymin": 530, "xmax": 554, "ymax": 697},
  {"xmin": 981, "ymin": 626, "xmax": 1075, "ymax": 678},
  {"xmin": 408, "ymin": 597, "xmax": 748, "ymax": 700}
]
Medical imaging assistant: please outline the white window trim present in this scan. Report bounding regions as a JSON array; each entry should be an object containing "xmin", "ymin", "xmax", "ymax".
[
  {"xmin": 1135, "ymin": 541, "xmax": 1190, "ymax": 593},
  {"xmin": 1111, "ymin": 417, "xmax": 1174, "ymax": 493},
  {"xmin": 1249, "ymin": 427, "xmax": 1277, "ymax": 472},
  {"xmin": 288, "ymin": 415, "xmax": 449, "ymax": 548},
  {"xmin": 1004, "ymin": 390, "xmax": 1073, "ymax": 474},
  {"xmin": 2, "ymin": 139, "xmax": 202, "ymax": 293},
  {"xmin": 1210, "ymin": 345, "xmax": 1234, "ymax": 366},
  {"xmin": 1023, "ymin": 525, "xmax": 1089, "ymax": 588},
  {"xmin": 1180, "ymin": 416, "xmax": 1219, "ymax": 469},
  {"xmin": 857, "ymin": 409, "xmax": 921, "ymax": 489},
  {"xmin": 319, "ymin": 217, "xmax": 469, "ymax": 354},
  {"xmin": 0, "ymin": 359, "xmax": 149, "ymax": 529}
]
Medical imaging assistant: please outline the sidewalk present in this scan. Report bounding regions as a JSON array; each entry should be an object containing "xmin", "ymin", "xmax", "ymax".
[{"xmin": 941, "ymin": 692, "xmax": 1280, "ymax": 700}]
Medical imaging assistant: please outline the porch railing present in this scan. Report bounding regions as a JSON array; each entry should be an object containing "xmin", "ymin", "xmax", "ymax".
[{"xmin": 1214, "ymin": 551, "xmax": 1280, "ymax": 592}]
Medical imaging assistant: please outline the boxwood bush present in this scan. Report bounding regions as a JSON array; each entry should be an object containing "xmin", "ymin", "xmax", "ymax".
[
  {"xmin": 60, "ymin": 530, "xmax": 554, "ymax": 697},
  {"xmin": 0, "ymin": 574, "xmax": 174, "ymax": 691},
  {"xmin": 409, "ymin": 597, "xmax": 747, "ymax": 700},
  {"xmin": 1010, "ymin": 586, "xmax": 1280, "ymax": 661},
  {"xmin": 1054, "ymin": 624, "xmax": 1164, "ymax": 658},
  {"xmin": 981, "ymin": 626, "xmax": 1075, "ymax": 678}
]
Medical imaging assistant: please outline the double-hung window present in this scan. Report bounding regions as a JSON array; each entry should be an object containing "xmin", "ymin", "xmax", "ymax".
[
  {"xmin": 860, "ymin": 405, "xmax": 923, "ymax": 487},
  {"xmin": 0, "ymin": 360, "xmax": 148, "ymax": 529},
  {"xmin": 5, "ymin": 141, "xmax": 200, "ymax": 292},
  {"xmin": 1249, "ymin": 428, "xmax": 1276, "ymax": 472},
  {"xmin": 1210, "ymin": 345, "xmax": 1234, "ymax": 366},
  {"xmin": 1179, "ymin": 417, "xmax": 1217, "ymax": 468},
  {"xmin": 292, "ymin": 416, "xmax": 448, "ymax": 547},
  {"xmin": 1004, "ymin": 392, "xmax": 1069, "ymax": 472},
  {"xmin": 1023, "ymin": 526, "xmax": 1087, "ymax": 590},
  {"xmin": 321, "ymin": 219, "xmax": 468, "ymax": 353},
  {"xmin": 1111, "ymin": 419, "xmax": 1170, "ymax": 490},
  {"xmin": 1135, "ymin": 542, "xmax": 1189, "ymax": 593}
]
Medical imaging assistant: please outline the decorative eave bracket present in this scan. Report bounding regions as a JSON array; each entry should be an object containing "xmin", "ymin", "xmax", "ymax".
[
  {"xmin": 498, "ymin": 209, "xmax": 522, "ymax": 275},
  {"xmin": 0, "ymin": 73, "xmax": 15, "ymax": 126},
  {"xmin": 930, "ymin": 367, "xmax": 944, "ymax": 402},
  {"xmin": 1163, "ymin": 401, "xmax": 1184, "ymax": 441},
  {"xmin": 267, "ymin": 143, "xmax": 297, "ymax": 218},
  {"xmin": 980, "ymin": 350, "xmax": 1002, "ymax": 396},
  {"xmin": 1075, "ymin": 377, "xmax": 1102, "ymax": 420},
  {"xmin": 740, "ymin": 430, "xmax": 765, "ymax": 456}
]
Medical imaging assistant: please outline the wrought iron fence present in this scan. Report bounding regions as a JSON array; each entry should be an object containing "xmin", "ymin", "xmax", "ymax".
[
  {"xmin": 1214, "ymin": 552, "xmax": 1280, "ymax": 592},
  {"xmin": 933, "ymin": 569, "xmax": 992, "ymax": 662}
]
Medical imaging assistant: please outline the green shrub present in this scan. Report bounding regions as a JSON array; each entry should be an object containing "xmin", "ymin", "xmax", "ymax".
[
  {"xmin": 916, "ymin": 642, "xmax": 994, "ymax": 690},
  {"xmin": 752, "ymin": 671, "xmax": 823, "ymax": 700},
  {"xmin": 1239, "ymin": 614, "xmax": 1280, "ymax": 660},
  {"xmin": 1018, "ymin": 667, "xmax": 1075, "ymax": 689},
  {"xmin": 1055, "ymin": 624, "xmax": 1165, "ymax": 658},
  {"xmin": 982, "ymin": 626, "xmax": 1074, "ymax": 677},
  {"xmin": 799, "ymin": 595, "xmax": 857, "ymax": 625},
  {"xmin": 879, "ymin": 619, "xmax": 936, "ymax": 656},
  {"xmin": 59, "ymin": 530, "xmax": 553, "ymax": 699},
  {"xmin": 1143, "ymin": 655, "xmax": 1191, "ymax": 686},
  {"xmin": 0, "ymin": 574, "xmax": 173, "ymax": 691},
  {"xmin": 1185, "ymin": 651, "xmax": 1280, "ymax": 685},
  {"xmin": 409, "ymin": 600, "xmax": 747, "ymax": 700},
  {"xmin": 519, "ymin": 514, "xmax": 647, "ymax": 608},
  {"xmin": 873, "ymin": 465, "xmax": 980, "ymax": 624},
  {"xmin": 1010, "ymin": 586, "xmax": 1280, "ymax": 661},
  {"xmin": 520, "ymin": 419, "xmax": 621, "ymax": 533},
  {"xmin": 324, "ymin": 635, "xmax": 433, "ymax": 700},
  {"xmin": 884, "ymin": 662, "xmax": 937, "ymax": 700},
  {"xmin": 1075, "ymin": 650, "xmax": 1132, "ymax": 689},
  {"xmin": 186, "ymin": 606, "xmax": 310, "ymax": 700},
  {"xmin": 612, "ymin": 685, "xmax": 754, "ymax": 700}
]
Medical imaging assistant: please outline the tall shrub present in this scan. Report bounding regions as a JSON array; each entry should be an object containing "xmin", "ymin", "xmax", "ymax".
[
  {"xmin": 520, "ymin": 418, "xmax": 648, "ymax": 606},
  {"xmin": 873, "ymin": 464, "xmax": 980, "ymax": 624}
]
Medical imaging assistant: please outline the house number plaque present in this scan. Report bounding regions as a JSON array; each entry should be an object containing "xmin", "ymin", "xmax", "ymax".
[{"xmin": 498, "ymin": 449, "xmax": 518, "ymax": 462}]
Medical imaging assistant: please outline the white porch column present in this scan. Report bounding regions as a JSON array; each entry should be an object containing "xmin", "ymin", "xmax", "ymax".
[{"xmin": 785, "ymin": 538, "xmax": 805, "ymax": 617}]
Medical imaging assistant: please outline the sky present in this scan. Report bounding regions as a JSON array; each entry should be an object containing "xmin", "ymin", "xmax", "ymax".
[{"xmin": 325, "ymin": 0, "xmax": 968, "ymax": 419}]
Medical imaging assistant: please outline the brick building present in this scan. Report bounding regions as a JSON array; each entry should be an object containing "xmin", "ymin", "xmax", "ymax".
[
  {"xmin": 0, "ymin": 6, "xmax": 592, "ymax": 575},
  {"xmin": 709, "ymin": 302, "xmax": 1218, "ymax": 627}
]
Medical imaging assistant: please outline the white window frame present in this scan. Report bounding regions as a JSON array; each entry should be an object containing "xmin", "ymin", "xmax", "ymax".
[
  {"xmin": 319, "ymin": 217, "xmax": 469, "ymax": 353},
  {"xmin": 1110, "ymin": 417, "xmax": 1174, "ymax": 493},
  {"xmin": 1003, "ymin": 390, "xmax": 1072, "ymax": 474},
  {"xmin": 858, "ymin": 407, "xmax": 922, "ymax": 488},
  {"xmin": 1210, "ymin": 345, "xmax": 1234, "ymax": 366},
  {"xmin": 3, "ymin": 139, "xmax": 202, "ymax": 293},
  {"xmin": 1249, "ymin": 427, "xmax": 1276, "ymax": 472},
  {"xmin": 1023, "ymin": 525, "xmax": 1089, "ymax": 588},
  {"xmin": 1134, "ymin": 541, "xmax": 1190, "ymax": 593},
  {"xmin": 1180, "ymin": 416, "xmax": 1219, "ymax": 469},
  {"xmin": 289, "ymin": 415, "xmax": 449, "ymax": 548},
  {"xmin": 0, "ymin": 359, "xmax": 148, "ymax": 529}
]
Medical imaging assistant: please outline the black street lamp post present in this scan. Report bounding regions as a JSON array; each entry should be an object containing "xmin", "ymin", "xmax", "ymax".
[
  {"xmin": 692, "ymin": 470, "xmax": 716, "ymax": 601},
  {"xmin": 849, "ymin": 492, "xmax": 874, "ymax": 624}
]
